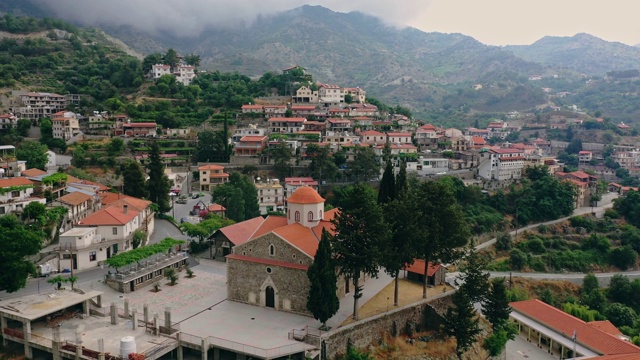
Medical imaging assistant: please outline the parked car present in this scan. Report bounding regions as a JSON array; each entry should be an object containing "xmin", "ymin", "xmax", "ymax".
[
  {"xmin": 176, "ymin": 198, "xmax": 188, "ymax": 204},
  {"xmin": 192, "ymin": 194, "xmax": 199, "ymax": 199}
]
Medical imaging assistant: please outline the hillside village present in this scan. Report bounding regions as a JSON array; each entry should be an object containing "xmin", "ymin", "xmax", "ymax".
[{"xmin": 2, "ymin": 13, "xmax": 640, "ymax": 360}]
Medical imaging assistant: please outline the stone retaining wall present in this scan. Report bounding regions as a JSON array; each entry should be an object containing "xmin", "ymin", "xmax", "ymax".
[{"xmin": 322, "ymin": 291, "xmax": 455, "ymax": 359}]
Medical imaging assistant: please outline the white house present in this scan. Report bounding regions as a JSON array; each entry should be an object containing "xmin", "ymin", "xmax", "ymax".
[
  {"xmin": 267, "ymin": 118, "xmax": 306, "ymax": 133},
  {"xmin": 386, "ymin": 132, "xmax": 413, "ymax": 144},
  {"xmin": 77, "ymin": 204, "xmax": 140, "ymax": 257},
  {"xmin": 478, "ymin": 148, "xmax": 525, "ymax": 181},
  {"xmin": 255, "ymin": 178, "xmax": 284, "ymax": 215},
  {"xmin": 0, "ymin": 177, "xmax": 45, "ymax": 216},
  {"xmin": 151, "ymin": 64, "xmax": 172, "ymax": 79},
  {"xmin": 58, "ymin": 227, "xmax": 105, "ymax": 271}
]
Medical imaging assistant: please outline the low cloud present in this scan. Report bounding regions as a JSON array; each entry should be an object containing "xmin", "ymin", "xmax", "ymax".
[{"xmin": 28, "ymin": 0, "xmax": 433, "ymax": 37}]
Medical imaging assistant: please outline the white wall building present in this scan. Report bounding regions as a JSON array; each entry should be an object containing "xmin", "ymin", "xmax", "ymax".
[
  {"xmin": 255, "ymin": 179, "xmax": 284, "ymax": 215},
  {"xmin": 477, "ymin": 148, "xmax": 525, "ymax": 181}
]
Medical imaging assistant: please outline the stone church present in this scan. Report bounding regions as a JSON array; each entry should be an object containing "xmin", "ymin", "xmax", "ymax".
[{"xmin": 226, "ymin": 186, "xmax": 347, "ymax": 315}]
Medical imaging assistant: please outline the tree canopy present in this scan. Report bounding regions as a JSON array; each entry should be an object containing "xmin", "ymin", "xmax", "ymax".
[
  {"xmin": 307, "ymin": 229, "xmax": 339, "ymax": 328},
  {"xmin": 0, "ymin": 215, "xmax": 44, "ymax": 292},
  {"xmin": 16, "ymin": 140, "xmax": 48, "ymax": 170}
]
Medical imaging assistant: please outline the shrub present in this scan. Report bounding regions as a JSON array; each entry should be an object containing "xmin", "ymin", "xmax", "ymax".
[
  {"xmin": 495, "ymin": 232, "xmax": 512, "ymax": 251},
  {"xmin": 529, "ymin": 257, "xmax": 547, "ymax": 272},
  {"xmin": 164, "ymin": 268, "xmax": 178, "ymax": 285},
  {"xmin": 537, "ymin": 224, "xmax": 549, "ymax": 234},
  {"xmin": 604, "ymin": 209, "xmax": 619, "ymax": 219},
  {"xmin": 525, "ymin": 238, "xmax": 546, "ymax": 254},
  {"xmin": 506, "ymin": 288, "xmax": 529, "ymax": 302},
  {"xmin": 609, "ymin": 245, "xmax": 637, "ymax": 270},
  {"xmin": 562, "ymin": 302, "xmax": 603, "ymax": 322},
  {"xmin": 483, "ymin": 325, "xmax": 517, "ymax": 357},
  {"xmin": 605, "ymin": 303, "xmax": 637, "ymax": 328},
  {"xmin": 509, "ymin": 249, "xmax": 527, "ymax": 270},
  {"xmin": 569, "ymin": 216, "xmax": 595, "ymax": 232}
]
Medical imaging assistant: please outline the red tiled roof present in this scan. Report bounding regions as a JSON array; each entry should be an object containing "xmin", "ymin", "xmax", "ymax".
[
  {"xmin": 250, "ymin": 216, "xmax": 288, "ymax": 240},
  {"xmin": 123, "ymin": 122, "xmax": 157, "ymax": 128},
  {"xmin": 58, "ymin": 192, "xmax": 92, "ymax": 206},
  {"xmin": 284, "ymin": 177, "xmax": 317, "ymax": 185},
  {"xmin": 291, "ymin": 106, "xmax": 316, "ymax": 111},
  {"xmin": 566, "ymin": 178, "xmax": 588, "ymax": 187},
  {"xmin": 242, "ymin": 105, "xmax": 263, "ymax": 110},
  {"xmin": 568, "ymin": 170, "xmax": 592, "ymax": 179},
  {"xmin": 268, "ymin": 117, "xmax": 307, "ymax": 122},
  {"xmin": 472, "ymin": 136, "xmax": 486, "ymax": 145},
  {"xmin": 0, "ymin": 177, "xmax": 33, "ymax": 188},
  {"xmin": 207, "ymin": 204, "xmax": 226, "ymax": 212},
  {"xmin": 79, "ymin": 206, "xmax": 139, "ymax": 226},
  {"xmin": 387, "ymin": 132, "xmax": 412, "ymax": 137},
  {"xmin": 218, "ymin": 216, "xmax": 265, "ymax": 246},
  {"xmin": 588, "ymin": 321, "xmax": 623, "ymax": 337},
  {"xmin": 239, "ymin": 136, "xmax": 267, "ymax": 142},
  {"xmin": 99, "ymin": 193, "xmax": 151, "ymax": 210},
  {"xmin": 579, "ymin": 151, "xmax": 592, "ymax": 155},
  {"xmin": 511, "ymin": 299, "xmax": 640, "ymax": 355},
  {"xmin": 287, "ymin": 186, "xmax": 325, "ymax": 204},
  {"xmin": 405, "ymin": 259, "xmax": 442, "ymax": 277},
  {"xmin": 21, "ymin": 168, "xmax": 47, "ymax": 177},
  {"xmin": 272, "ymin": 223, "xmax": 320, "ymax": 257},
  {"xmin": 361, "ymin": 130, "xmax": 384, "ymax": 136},
  {"xmin": 226, "ymin": 253, "xmax": 309, "ymax": 271}
]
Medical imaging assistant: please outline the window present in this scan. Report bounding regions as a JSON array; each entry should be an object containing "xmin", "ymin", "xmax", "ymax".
[
  {"xmin": 295, "ymin": 211, "xmax": 300, "ymax": 222},
  {"xmin": 112, "ymin": 227, "xmax": 117, "ymax": 235},
  {"xmin": 266, "ymin": 267, "xmax": 272, "ymax": 274},
  {"xmin": 307, "ymin": 211, "xmax": 313, "ymax": 222},
  {"xmin": 269, "ymin": 244, "xmax": 275, "ymax": 256},
  {"xmin": 11, "ymin": 191, "xmax": 20, "ymax": 198},
  {"xmin": 319, "ymin": 210, "xmax": 323, "ymax": 219},
  {"xmin": 89, "ymin": 251, "xmax": 96, "ymax": 261}
]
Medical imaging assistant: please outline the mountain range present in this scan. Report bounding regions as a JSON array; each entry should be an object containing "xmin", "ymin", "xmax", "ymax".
[{"xmin": 2, "ymin": 3, "xmax": 640, "ymax": 121}]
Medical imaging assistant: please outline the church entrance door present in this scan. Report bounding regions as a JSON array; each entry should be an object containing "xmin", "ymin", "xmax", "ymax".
[{"xmin": 266, "ymin": 286, "xmax": 275, "ymax": 308}]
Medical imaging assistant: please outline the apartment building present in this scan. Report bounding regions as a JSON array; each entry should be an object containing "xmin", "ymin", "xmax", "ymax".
[
  {"xmin": 198, "ymin": 164, "xmax": 230, "ymax": 192},
  {"xmin": 255, "ymin": 178, "xmax": 284, "ymax": 214},
  {"xmin": 0, "ymin": 113, "xmax": 17, "ymax": 130},
  {"xmin": 0, "ymin": 177, "xmax": 45, "ymax": 216},
  {"xmin": 477, "ymin": 148, "xmax": 525, "ymax": 181},
  {"xmin": 51, "ymin": 111, "xmax": 80, "ymax": 141},
  {"xmin": 12, "ymin": 92, "xmax": 68, "ymax": 121}
]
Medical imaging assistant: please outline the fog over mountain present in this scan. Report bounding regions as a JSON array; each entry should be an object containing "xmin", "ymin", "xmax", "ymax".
[{"xmin": 28, "ymin": 0, "xmax": 433, "ymax": 37}]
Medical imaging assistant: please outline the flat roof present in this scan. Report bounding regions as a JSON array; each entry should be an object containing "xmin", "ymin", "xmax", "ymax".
[
  {"xmin": 60, "ymin": 227, "xmax": 96, "ymax": 236},
  {"xmin": 0, "ymin": 290, "xmax": 102, "ymax": 321}
]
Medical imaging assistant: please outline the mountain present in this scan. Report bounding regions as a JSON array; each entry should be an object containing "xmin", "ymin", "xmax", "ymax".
[
  {"xmin": 505, "ymin": 33, "xmax": 640, "ymax": 75},
  {"xmin": 103, "ymin": 5, "xmax": 546, "ymax": 113}
]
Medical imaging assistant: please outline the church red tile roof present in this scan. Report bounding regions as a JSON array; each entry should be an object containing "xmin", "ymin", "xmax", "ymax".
[
  {"xmin": 287, "ymin": 186, "xmax": 325, "ymax": 204},
  {"xmin": 217, "ymin": 216, "xmax": 264, "ymax": 246}
]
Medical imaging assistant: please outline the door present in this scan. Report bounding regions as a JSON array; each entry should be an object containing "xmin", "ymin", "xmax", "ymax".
[
  {"xmin": 72, "ymin": 254, "xmax": 77, "ymax": 271},
  {"xmin": 265, "ymin": 286, "xmax": 275, "ymax": 308},
  {"xmin": 107, "ymin": 247, "xmax": 111, "ymax": 259},
  {"xmin": 345, "ymin": 278, "xmax": 350, "ymax": 294}
]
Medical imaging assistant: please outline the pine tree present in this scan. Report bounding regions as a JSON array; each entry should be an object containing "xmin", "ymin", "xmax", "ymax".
[
  {"xmin": 377, "ymin": 161, "xmax": 396, "ymax": 204},
  {"xmin": 443, "ymin": 291, "xmax": 481, "ymax": 360},
  {"xmin": 382, "ymin": 189, "xmax": 419, "ymax": 306},
  {"xmin": 307, "ymin": 229, "xmax": 340, "ymax": 329},
  {"xmin": 459, "ymin": 248, "xmax": 490, "ymax": 303},
  {"xmin": 482, "ymin": 278, "xmax": 512, "ymax": 330},
  {"xmin": 146, "ymin": 142, "xmax": 171, "ymax": 213},
  {"xmin": 122, "ymin": 159, "xmax": 148, "ymax": 199},
  {"xmin": 331, "ymin": 183, "xmax": 389, "ymax": 320}
]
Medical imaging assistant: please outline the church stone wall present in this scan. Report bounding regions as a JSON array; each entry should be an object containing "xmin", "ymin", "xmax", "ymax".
[{"xmin": 234, "ymin": 232, "xmax": 313, "ymax": 267}]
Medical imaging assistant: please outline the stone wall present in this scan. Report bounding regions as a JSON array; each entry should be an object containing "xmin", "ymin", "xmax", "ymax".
[
  {"xmin": 227, "ymin": 257, "xmax": 311, "ymax": 314},
  {"xmin": 322, "ymin": 291, "xmax": 454, "ymax": 359},
  {"xmin": 234, "ymin": 232, "xmax": 313, "ymax": 268}
]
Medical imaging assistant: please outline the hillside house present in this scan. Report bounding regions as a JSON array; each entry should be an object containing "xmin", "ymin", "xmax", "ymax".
[
  {"xmin": 386, "ymin": 132, "xmax": 412, "ymax": 144},
  {"xmin": 12, "ymin": 92, "xmax": 68, "ymax": 121},
  {"xmin": 327, "ymin": 108, "xmax": 350, "ymax": 118},
  {"xmin": 76, "ymin": 204, "xmax": 140, "ymax": 257},
  {"xmin": 57, "ymin": 227, "xmax": 103, "ymax": 271},
  {"xmin": 175, "ymin": 65, "xmax": 195, "ymax": 85},
  {"xmin": 290, "ymin": 105, "xmax": 316, "ymax": 117},
  {"xmin": 264, "ymin": 105, "xmax": 287, "ymax": 118},
  {"xmin": 344, "ymin": 87, "xmax": 366, "ymax": 103},
  {"xmin": 235, "ymin": 136, "xmax": 268, "ymax": 156},
  {"xmin": 120, "ymin": 122, "xmax": 157, "ymax": 137},
  {"xmin": 232, "ymin": 126, "xmax": 265, "ymax": 142},
  {"xmin": 318, "ymin": 83, "xmax": 344, "ymax": 106},
  {"xmin": 293, "ymin": 86, "xmax": 318, "ymax": 103},
  {"xmin": 198, "ymin": 164, "xmax": 230, "ymax": 192},
  {"xmin": 360, "ymin": 130, "xmax": 386, "ymax": 145},
  {"xmin": 0, "ymin": 177, "xmax": 45, "ymax": 216},
  {"xmin": 255, "ymin": 178, "xmax": 284, "ymax": 215},
  {"xmin": 268, "ymin": 118, "xmax": 306, "ymax": 133},
  {"xmin": 241, "ymin": 105, "xmax": 264, "ymax": 114},
  {"xmin": 151, "ymin": 64, "xmax": 172, "ymax": 79},
  {"xmin": 405, "ymin": 158, "xmax": 449, "ymax": 176},
  {"xmin": 477, "ymin": 148, "xmax": 525, "ymax": 181},
  {"xmin": 51, "ymin": 111, "xmax": 80, "ymax": 141},
  {"xmin": 327, "ymin": 118, "xmax": 351, "ymax": 133},
  {"xmin": 349, "ymin": 103, "xmax": 378, "ymax": 117},
  {"xmin": 54, "ymin": 191, "xmax": 101, "ymax": 227},
  {"xmin": 0, "ymin": 113, "xmax": 17, "ymax": 130},
  {"xmin": 405, "ymin": 260, "xmax": 446, "ymax": 286},
  {"xmin": 579, "ymin": 150, "xmax": 593, "ymax": 164}
]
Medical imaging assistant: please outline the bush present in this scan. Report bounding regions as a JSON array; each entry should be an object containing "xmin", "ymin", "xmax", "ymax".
[
  {"xmin": 507, "ymin": 288, "xmax": 529, "ymax": 302},
  {"xmin": 164, "ymin": 268, "xmax": 178, "ymax": 285},
  {"xmin": 569, "ymin": 216, "xmax": 596, "ymax": 232},
  {"xmin": 495, "ymin": 232, "xmax": 512, "ymax": 251},
  {"xmin": 483, "ymin": 325, "xmax": 517, "ymax": 357},
  {"xmin": 529, "ymin": 257, "xmax": 547, "ymax": 272},
  {"xmin": 525, "ymin": 238, "xmax": 546, "ymax": 254},
  {"xmin": 509, "ymin": 249, "xmax": 527, "ymax": 270},
  {"xmin": 188, "ymin": 240, "xmax": 209, "ymax": 254},
  {"xmin": 604, "ymin": 209, "xmax": 619, "ymax": 219},
  {"xmin": 537, "ymin": 224, "xmax": 549, "ymax": 234},
  {"xmin": 605, "ymin": 303, "xmax": 637, "ymax": 328},
  {"xmin": 562, "ymin": 302, "xmax": 603, "ymax": 322},
  {"xmin": 609, "ymin": 245, "xmax": 637, "ymax": 270}
]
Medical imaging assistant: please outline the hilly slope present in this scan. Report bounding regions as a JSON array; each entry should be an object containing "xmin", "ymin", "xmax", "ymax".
[
  {"xmin": 505, "ymin": 33, "xmax": 640, "ymax": 75},
  {"xmin": 106, "ymin": 5, "xmax": 546, "ymax": 113}
]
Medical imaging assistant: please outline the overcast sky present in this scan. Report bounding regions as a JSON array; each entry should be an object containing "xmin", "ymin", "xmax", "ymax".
[{"xmin": 31, "ymin": 0, "xmax": 640, "ymax": 46}]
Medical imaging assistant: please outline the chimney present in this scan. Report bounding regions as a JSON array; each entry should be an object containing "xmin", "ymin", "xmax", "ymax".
[{"xmin": 124, "ymin": 204, "xmax": 128, "ymax": 214}]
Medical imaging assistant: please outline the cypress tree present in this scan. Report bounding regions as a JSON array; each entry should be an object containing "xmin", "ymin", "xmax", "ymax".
[
  {"xmin": 146, "ymin": 142, "xmax": 171, "ymax": 213},
  {"xmin": 482, "ymin": 278, "xmax": 512, "ymax": 330},
  {"xmin": 307, "ymin": 229, "xmax": 340, "ymax": 329},
  {"xmin": 377, "ymin": 161, "xmax": 396, "ymax": 204},
  {"xmin": 443, "ymin": 291, "xmax": 481, "ymax": 360},
  {"xmin": 395, "ymin": 160, "xmax": 407, "ymax": 194},
  {"xmin": 458, "ymin": 248, "xmax": 490, "ymax": 303},
  {"xmin": 122, "ymin": 159, "xmax": 148, "ymax": 199}
]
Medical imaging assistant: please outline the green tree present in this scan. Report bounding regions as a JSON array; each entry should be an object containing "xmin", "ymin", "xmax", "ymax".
[
  {"xmin": 331, "ymin": 183, "xmax": 389, "ymax": 320},
  {"xmin": 614, "ymin": 191, "xmax": 640, "ymax": 228},
  {"xmin": 21, "ymin": 201, "xmax": 46, "ymax": 223},
  {"xmin": 609, "ymin": 245, "xmax": 637, "ymax": 270},
  {"xmin": 196, "ymin": 130, "xmax": 227, "ymax": 163},
  {"xmin": 0, "ymin": 215, "xmax": 43, "ymax": 292},
  {"xmin": 414, "ymin": 181, "xmax": 470, "ymax": 298},
  {"xmin": 605, "ymin": 303, "xmax": 637, "ymax": 328},
  {"xmin": 383, "ymin": 188, "xmax": 419, "ymax": 306},
  {"xmin": 132, "ymin": 230, "xmax": 145, "ymax": 249},
  {"xmin": 163, "ymin": 48, "xmax": 179, "ymax": 69},
  {"xmin": 16, "ymin": 140, "xmax": 48, "ymax": 170},
  {"xmin": 183, "ymin": 53, "xmax": 201, "ymax": 67},
  {"xmin": 608, "ymin": 274, "xmax": 631, "ymax": 304},
  {"xmin": 509, "ymin": 249, "xmax": 527, "ymax": 270},
  {"xmin": 347, "ymin": 147, "xmax": 380, "ymax": 180},
  {"xmin": 269, "ymin": 142, "xmax": 292, "ymax": 178},
  {"xmin": 306, "ymin": 143, "xmax": 338, "ymax": 181},
  {"xmin": 443, "ymin": 291, "xmax": 481, "ymax": 360},
  {"xmin": 483, "ymin": 278, "xmax": 512, "ymax": 330},
  {"xmin": 306, "ymin": 229, "xmax": 339, "ymax": 329},
  {"xmin": 121, "ymin": 159, "xmax": 148, "ymax": 199},
  {"xmin": 107, "ymin": 137, "xmax": 125, "ymax": 156},
  {"xmin": 17, "ymin": 118, "xmax": 30, "ymax": 137},
  {"xmin": 145, "ymin": 142, "xmax": 171, "ymax": 213},
  {"xmin": 395, "ymin": 160, "xmax": 407, "ymax": 194},
  {"xmin": 459, "ymin": 248, "xmax": 490, "ymax": 303},
  {"xmin": 142, "ymin": 53, "xmax": 163, "ymax": 73},
  {"xmin": 211, "ymin": 173, "xmax": 259, "ymax": 222},
  {"xmin": 581, "ymin": 274, "xmax": 606, "ymax": 312},
  {"xmin": 377, "ymin": 161, "xmax": 396, "ymax": 204}
]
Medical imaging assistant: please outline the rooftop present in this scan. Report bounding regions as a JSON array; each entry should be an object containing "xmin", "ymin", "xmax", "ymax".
[
  {"xmin": 287, "ymin": 186, "xmax": 325, "ymax": 204},
  {"xmin": 0, "ymin": 290, "xmax": 102, "ymax": 321}
]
